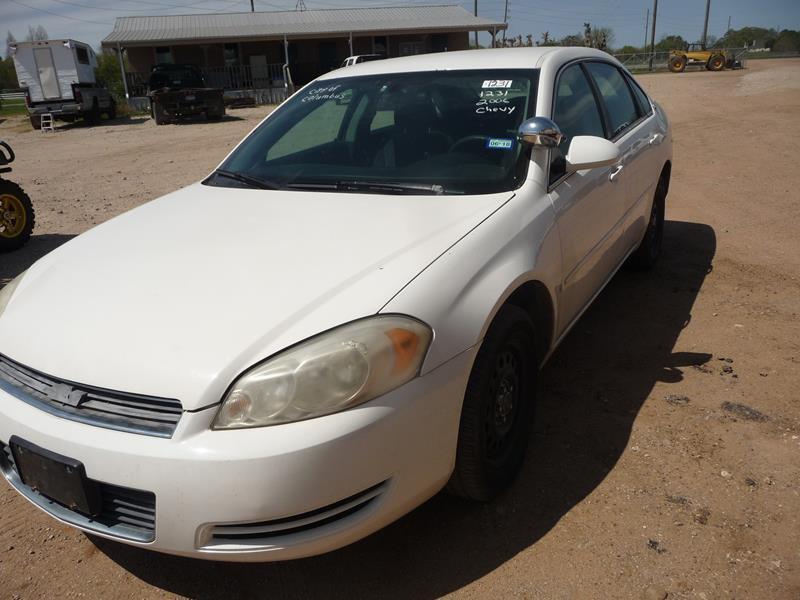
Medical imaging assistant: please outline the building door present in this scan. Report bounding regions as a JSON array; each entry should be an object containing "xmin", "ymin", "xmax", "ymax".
[
  {"xmin": 34, "ymin": 47, "xmax": 60, "ymax": 100},
  {"xmin": 249, "ymin": 55, "xmax": 269, "ymax": 89},
  {"xmin": 318, "ymin": 41, "xmax": 339, "ymax": 74}
]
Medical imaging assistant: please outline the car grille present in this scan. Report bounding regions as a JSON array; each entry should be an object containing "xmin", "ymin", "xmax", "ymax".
[
  {"xmin": 0, "ymin": 441, "xmax": 156, "ymax": 542},
  {"xmin": 206, "ymin": 480, "xmax": 389, "ymax": 546},
  {"xmin": 0, "ymin": 353, "xmax": 182, "ymax": 438}
]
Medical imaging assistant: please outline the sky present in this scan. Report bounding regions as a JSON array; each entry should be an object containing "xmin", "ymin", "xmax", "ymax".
[{"xmin": 2, "ymin": 0, "xmax": 800, "ymax": 52}]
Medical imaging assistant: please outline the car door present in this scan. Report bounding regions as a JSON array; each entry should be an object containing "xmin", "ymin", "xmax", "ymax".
[
  {"xmin": 584, "ymin": 62, "xmax": 657, "ymax": 250},
  {"xmin": 547, "ymin": 62, "xmax": 627, "ymax": 334},
  {"xmin": 621, "ymin": 70, "xmax": 666, "ymax": 245}
]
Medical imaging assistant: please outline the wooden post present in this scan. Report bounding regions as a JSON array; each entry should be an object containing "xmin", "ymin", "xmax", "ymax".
[
  {"xmin": 116, "ymin": 43, "xmax": 129, "ymax": 100},
  {"xmin": 648, "ymin": 0, "xmax": 658, "ymax": 71}
]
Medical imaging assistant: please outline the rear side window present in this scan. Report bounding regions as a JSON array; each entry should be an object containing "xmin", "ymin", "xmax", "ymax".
[
  {"xmin": 549, "ymin": 64, "xmax": 605, "ymax": 185},
  {"xmin": 626, "ymin": 73, "xmax": 653, "ymax": 116},
  {"xmin": 76, "ymin": 46, "xmax": 90, "ymax": 65},
  {"xmin": 584, "ymin": 62, "xmax": 638, "ymax": 139}
]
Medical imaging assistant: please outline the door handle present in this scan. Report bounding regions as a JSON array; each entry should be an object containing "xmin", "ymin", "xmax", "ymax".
[
  {"xmin": 609, "ymin": 164, "xmax": 624, "ymax": 182},
  {"xmin": 649, "ymin": 133, "xmax": 664, "ymax": 146}
]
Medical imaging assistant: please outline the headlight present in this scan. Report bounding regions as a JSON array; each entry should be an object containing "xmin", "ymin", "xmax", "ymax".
[
  {"xmin": 0, "ymin": 271, "xmax": 26, "ymax": 320},
  {"xmin": 212, "ymin": 315, "xmax": 432, "ymax": 429}
]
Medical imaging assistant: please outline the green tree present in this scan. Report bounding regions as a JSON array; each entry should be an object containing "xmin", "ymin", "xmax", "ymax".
[
  {"xmin": 95, "ymin": 48, "xmax": 130, "ymax": 101},
  {"xmin": 716, "ymin": 26, "xmax": 776, "ymax": 48},
  {"xmin": 616, "ymin": 45, "xmax": 641, "ymax": 55},
  {"xmin": 559, "ymin": 34, "xmax": 584, "ymax": 46},
  {"xmin": 0, "ymin": 56, "xmax": 18, "ymax": 89},
  {"xmin": 773, "ymin": 30, "xmax": 800, "ymax": 52},
  {"xmin": 655, "ymin": 35, "xmax": 686, "ymax": 52}
]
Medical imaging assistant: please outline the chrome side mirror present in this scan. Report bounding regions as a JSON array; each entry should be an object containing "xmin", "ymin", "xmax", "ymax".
[{"xmin": 517, "ymin": 117, "xmax": 564, "ymax": 147}]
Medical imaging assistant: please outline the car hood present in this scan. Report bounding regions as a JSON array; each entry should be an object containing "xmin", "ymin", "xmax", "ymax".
[{"xmin": 0, "ymin": 183, "xmax": 511, "ymax": 410}]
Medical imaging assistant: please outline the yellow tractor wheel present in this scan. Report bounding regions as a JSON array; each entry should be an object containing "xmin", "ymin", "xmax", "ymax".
[
  {"xmin": 668, "ymin": 55, "xmax": 687, "ymax": 73},
  {"xmin": 0, "ymin": 180, "xmax": 35, "ymax": 252},
  {"xmin": 706, "ymin": 54, "xmax": 726, "ymax": 71}
]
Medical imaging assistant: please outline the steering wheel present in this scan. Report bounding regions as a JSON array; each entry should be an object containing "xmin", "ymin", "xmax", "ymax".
[{"xmin": 449, "ymin": 135, "xmax": 491, "ymax": 154}]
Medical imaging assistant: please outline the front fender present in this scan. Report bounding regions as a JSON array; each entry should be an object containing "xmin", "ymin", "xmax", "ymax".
[{"xmin": 380, "ymin": 186, "xmax": 562, "ymax": 376}]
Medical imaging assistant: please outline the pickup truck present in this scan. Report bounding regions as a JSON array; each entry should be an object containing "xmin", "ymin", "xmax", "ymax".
[
  {"xmin": 10, "ymin": 39, "xmax": 115, "ymax": 129},
  {"xmin": 148, "ymin": 64, "xmax": 225, "ymax": 125}
]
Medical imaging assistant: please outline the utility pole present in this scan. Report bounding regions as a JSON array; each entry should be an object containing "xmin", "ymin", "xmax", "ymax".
[
  {"xmin": 701, "ymin": 0, "xmax": 711, "ymax": 48},
  {"xmin": 502, "ymin": 0, "xmax": 509, "ymax": 44},
  {"xmin": 474, "ymin": 0, "xmax": 479, "ymax": 48},
  {"xmin": 727, "ymin": 15, "xmax": 731, "ymax": 33},
  {"xmin": 648, "ymin": 0, "xmax": 658, "ymax": 71},
  {"xmin": 643, "ymin": 8, "xmax": 649, "ymax": 51}
]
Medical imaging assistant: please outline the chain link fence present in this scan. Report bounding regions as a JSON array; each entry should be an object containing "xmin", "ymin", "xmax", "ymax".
[{"xmin": 612, "ymin": 47, "xmax": 749, "ymax": 73}]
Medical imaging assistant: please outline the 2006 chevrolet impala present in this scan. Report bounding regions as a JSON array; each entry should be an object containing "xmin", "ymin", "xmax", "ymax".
[{"xmin": 0, "ymin": 48, "xmax": 671, "ymax": 561}]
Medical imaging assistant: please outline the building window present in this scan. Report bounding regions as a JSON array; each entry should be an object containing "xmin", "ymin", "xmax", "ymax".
[
  {"xmin": 224, "ymin": 43, "xmax": 239, "ymax": 67},
  {"xmin": 76, "ymin": 46, "xmax": 90, "ymax": 65},
  {"xmin": 373, "ymin": 35, "xmax": 387, "ymax": 56},
  {"xmin": 155, "ymin": 46, "xmax": 173, "ymax": 65},
  {"xmin": 398, "ymin": 41, "xmax": 423, "ymax": 56}
]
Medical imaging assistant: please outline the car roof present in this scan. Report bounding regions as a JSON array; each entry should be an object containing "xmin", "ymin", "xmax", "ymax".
[{"xmin": 319, "ymin": 47, "xmax": 619, "ymax": 80}]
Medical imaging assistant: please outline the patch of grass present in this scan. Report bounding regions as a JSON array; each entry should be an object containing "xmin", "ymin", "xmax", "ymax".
[{"xmin": 0, "ymin": 100, "xmax": 27, "ymax": 116}]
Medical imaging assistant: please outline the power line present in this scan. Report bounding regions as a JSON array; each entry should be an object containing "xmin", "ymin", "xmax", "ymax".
[
  {"xmin": 9, "ymin": 0, "xmax": 113, "ymax": 25},
  {"xmin": 44, "ymin": 0, "xmax": 243, "ymax": 13}
]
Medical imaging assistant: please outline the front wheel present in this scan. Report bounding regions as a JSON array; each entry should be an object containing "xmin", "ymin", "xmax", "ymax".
[
  {"xmin": 29, "ymin": 114, "xmax": 41, "ymax": 130},
  {"xmin": 0, "ymin": 179, "xmax": 35, "ymax": 252},
  {"xmin": 447, "ymin": 305, "xmax": 538, "ymax": 501},
  {"xmin": 85, "ymin": 101, "xmax": 101, "ymax": 125},
  {"xmin": 152, "ymin": 102, "xmax": 168, "ymax": 125},
  {"xmin": 668, "ymin": 55, "xmax": 687, "ymax": 73}
]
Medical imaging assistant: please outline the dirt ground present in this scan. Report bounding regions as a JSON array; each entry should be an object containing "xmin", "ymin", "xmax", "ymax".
[{"xmin": 1, "ymin": 58, "xmax": 798, "ymax": 599}]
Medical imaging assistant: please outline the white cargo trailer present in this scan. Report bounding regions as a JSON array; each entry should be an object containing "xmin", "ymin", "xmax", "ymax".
[{"xmin": 10, "ymin": 39, "xmax": 116, "ymax": 129}]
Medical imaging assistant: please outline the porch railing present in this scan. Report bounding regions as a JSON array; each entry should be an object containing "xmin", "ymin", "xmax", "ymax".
[{"xmin": 125, "ymin": 63, "xmax": 287, "ymax": 100}]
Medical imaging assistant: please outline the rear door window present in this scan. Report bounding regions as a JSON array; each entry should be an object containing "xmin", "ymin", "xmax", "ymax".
[{"xmin": 625, "ymin": 72, "xmax": 653, "ymax": 116}]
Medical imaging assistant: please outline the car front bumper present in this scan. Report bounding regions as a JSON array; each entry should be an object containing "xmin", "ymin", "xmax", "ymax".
[{"xmin": 0, "ymin": 347, "xmax": 474, "ymax": 561}]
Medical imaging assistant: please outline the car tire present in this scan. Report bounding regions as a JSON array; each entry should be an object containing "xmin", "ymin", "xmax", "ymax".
[
  {"xmin": 629, "ymin": 175, "xmax": 667, "ymax": 269},
  {"xmin": 668, "ymin": 55, "xmax": 687, "ymax": 73},
  {"xmin": 86, "ymin": 101, "xmax": 101, "ymax": 125},
  {"xmin": 706, "ymin": 54, "xmax": 725, "ymax": 71},
  {"xmin": 152, "ymin": 103, "xmax": 167, "ymax": 125},
  {"xmin": 0, "ymin": 179, "xmax": 35, "ymax": 252},
  {"xmin": 29, "ymin": 115, "xmax": 41, "ymax": 130},
  {"xmin": 447, "ymin": 305, "xmax": 538, "ymax": 501}
]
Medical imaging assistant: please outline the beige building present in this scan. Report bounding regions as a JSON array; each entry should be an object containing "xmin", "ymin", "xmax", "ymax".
[{"xmin": 101, "ymin": 5, "xmax": 506, "ymax": 101}]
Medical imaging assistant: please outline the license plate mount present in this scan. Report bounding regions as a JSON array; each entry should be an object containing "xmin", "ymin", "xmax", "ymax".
[{"xmin": 9, "ymin": 436, "xmax": 101, "ymax": 516}]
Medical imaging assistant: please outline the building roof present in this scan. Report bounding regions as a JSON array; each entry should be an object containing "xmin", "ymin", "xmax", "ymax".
[
  {"xmin": 317, "ymin": 47, "xmax": 617, "ymax": 79},
  {"xmin": 101, "ymin": 5, "xmax": 506, "ymax": 47}
]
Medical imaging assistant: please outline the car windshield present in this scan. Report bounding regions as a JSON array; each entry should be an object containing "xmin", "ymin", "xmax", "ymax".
[
  {"xmin": 211, "ymin": 69, "xmax": 538, "ymax": 195},
  {"xmin": 149, "ymin": 66, "xmax": 205, "ymax": 90}
]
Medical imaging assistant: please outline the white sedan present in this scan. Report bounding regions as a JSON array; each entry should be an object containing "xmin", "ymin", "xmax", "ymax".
[{"xmin": 0, "ymin": 47, "xmax": 671, "ymax": 561}]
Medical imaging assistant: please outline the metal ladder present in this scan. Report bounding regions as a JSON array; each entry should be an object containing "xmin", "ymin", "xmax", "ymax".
[{"xmin": 40, "ymin": 113, "xmax": 55, "ymax": 132}]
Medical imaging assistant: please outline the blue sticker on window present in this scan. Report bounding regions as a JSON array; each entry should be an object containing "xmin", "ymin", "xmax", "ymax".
[{"xmin": 486, "ymin": 138, "xmax": 514, "ymax": 150}]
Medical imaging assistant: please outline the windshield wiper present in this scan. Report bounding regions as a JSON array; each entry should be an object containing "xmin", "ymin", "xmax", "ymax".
[
  {"xmin": 335, "ymin": 181, "xmax": 445, "ymax": 195},
  {"xmin": 212, "ymin": 169, "xmax": 282, "ymax": 190}
]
